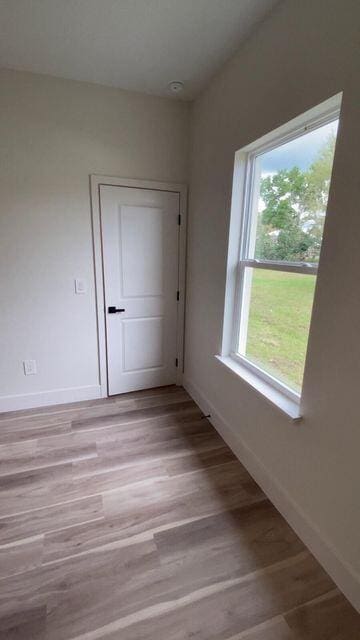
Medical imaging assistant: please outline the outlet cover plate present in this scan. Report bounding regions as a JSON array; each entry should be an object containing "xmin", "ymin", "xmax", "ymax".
[{"xmin": 23, "ymin": 359, "xmax": 37, "ymax": 375}]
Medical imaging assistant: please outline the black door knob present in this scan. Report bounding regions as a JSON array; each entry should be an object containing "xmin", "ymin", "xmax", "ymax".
[{"xmin": 108, "ymin": 306, "xmax": 125, "ymax": 314}]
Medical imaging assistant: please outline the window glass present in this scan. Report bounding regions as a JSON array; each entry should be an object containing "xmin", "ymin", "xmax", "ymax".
[
  {"xmin": 249, "ymin": 120, "xmax": 339, "ymax": 263},
  {"xmin": 239, "ymin": 268, "xmax": 316, "ymax": 392}
]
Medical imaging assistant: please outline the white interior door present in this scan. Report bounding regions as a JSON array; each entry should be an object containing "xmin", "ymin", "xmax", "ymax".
[{"xmin": 100, "ymin": 185, "xmax": 180, "ymax": 395}]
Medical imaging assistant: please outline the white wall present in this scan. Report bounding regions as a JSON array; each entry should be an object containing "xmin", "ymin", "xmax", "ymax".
[
  {"xmin": 185, "ymin": 0, "xmax": 360, "ymax": 610},
  {"xmin": 0, "ymin": 69, "xmax": 189, "ymax": 410}
]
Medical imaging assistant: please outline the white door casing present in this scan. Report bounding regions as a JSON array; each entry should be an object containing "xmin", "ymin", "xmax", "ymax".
[{"xmin": 98, "ymin": 183, "xmax": 183, "ymax": 395}]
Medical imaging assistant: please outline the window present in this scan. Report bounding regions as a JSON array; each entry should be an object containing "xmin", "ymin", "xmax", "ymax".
[{"xmin": 221, "ymin": 96, "xmax": 341, "ymax": 409}]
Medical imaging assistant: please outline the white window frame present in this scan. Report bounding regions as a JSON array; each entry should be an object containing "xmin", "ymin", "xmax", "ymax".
[{"xmin": 219, "ymin": 94, "xmax": 342, "ymax": 413}]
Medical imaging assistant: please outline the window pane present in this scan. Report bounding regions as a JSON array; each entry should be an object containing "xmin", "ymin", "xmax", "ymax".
[
  {"xmin": 238, "ymin": 268, "xmax": 316, "ymax": 393},
  {"xmin": 249, "ymin": 119, "xmax": 338, "ymax": 263}
]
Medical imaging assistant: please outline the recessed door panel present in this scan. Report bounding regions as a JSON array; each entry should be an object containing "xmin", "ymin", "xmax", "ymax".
[
  {"xmin": 123, "ymin": 318, "xmax": 163, "ymax": 372},
  {"xmin": 100, "ymin": 185, "xmax": 179, "ymax": 395},
  {"xmin": 120, "ymin": 206, "xmax": 163, "ymax": 297}
]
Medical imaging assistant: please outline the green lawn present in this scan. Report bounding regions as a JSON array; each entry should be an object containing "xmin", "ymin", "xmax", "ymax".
[{"xmin": 245, "ymin": 269, "xmax": 316, "ymax": 392}]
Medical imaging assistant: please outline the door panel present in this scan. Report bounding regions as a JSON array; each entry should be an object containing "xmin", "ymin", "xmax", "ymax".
[
  {"xmin": 100, "ymin": 185, "xmax": 179, "ymax": 395},
  {"xmin": 120, "ymin": 206, "xmax": 163, "ymax": 297},
  {"xmin": 123, "ymin": 317, "xmax": 163, "ymax": 371}
]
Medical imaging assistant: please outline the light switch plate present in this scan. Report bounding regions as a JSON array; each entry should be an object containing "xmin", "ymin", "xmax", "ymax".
[
  {"xmin": 23, "ymin": 359, "xmax": 37, "ymax": 375},
  {"xmin": 75, "ymin": 278, "xmax": 87, "ymax": 294}
]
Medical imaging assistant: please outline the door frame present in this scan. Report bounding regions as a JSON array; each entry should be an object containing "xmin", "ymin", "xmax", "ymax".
[{"xmin": 90, "ymin": 174, "xmax": 188, "ymax": 398}]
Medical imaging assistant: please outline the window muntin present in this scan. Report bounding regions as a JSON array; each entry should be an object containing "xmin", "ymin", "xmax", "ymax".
[{"xmin": 234, "ymin": 116, "xmax": 339, "ymax": 399}]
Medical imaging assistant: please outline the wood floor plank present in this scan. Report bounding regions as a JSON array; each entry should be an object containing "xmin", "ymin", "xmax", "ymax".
[
  {"xmin": 0, "ymin": 551, "xmax": 328, "ymax": 640},
  {"xmin": 0, "ymin": 605, "xmax": 46, "ymax": 640},
  {"xmin": 0, "ymin": 535, "xmax": 44, "ymax": 579},
  {"xmin": 153, "ymin": 500, "xmax": 305, "ymax": 576},
  {"xmin": 0, "ymin": 464, "xmax": 75, "ymax": 516},
  {"xmin": 285, "ymin": 589, "xmax": 360, "ymax": 639},
  {"xmin": 0, "ymin": 495, "xmax": 104, "ymax": 545},
  {"xmin": 0, "ymin": 387, "xmax": 188, "ymax": 443},
  {"xmin": 226, "ymin": 617, "xmax": 295, "ymax": 639},
  {"xmin": 164, "ymin": 445, "xmax": 237, "ymax": 475},
  {"xmin": 71, "ymin": 399, "xmax": 197, "ymax": 432},
  {"xmin": 0, "ymin": 459, "xmax": 166, "ymax": 517},
  {"xmin": 0, "ymin": 422, "xmax": 72, "ymax": 446},
  {"xmin": 0, "ymin": 441, "xmax": 98, "ymax": 477},
  {"xmin": 0, "ymin": 386, "xmax": 358, "ymax": 640},
  {"xmin": 44, "ymin": 459, "xmax": 260, "ymax": 563},
  {"xmin": 16, "ymin": 408, "xmax": 204, "ymax": 457},
  {"xmin": 0, "ymin": 540, "xmax": 159, "ymax": 638},
  {"xmin": 55, "ymin": 389, "xmax": 192, "ymax": 428},
  {"xmin": 102, "ymin": 461, "xmax": 266, "ymax": 539},
  {"xmin": 0, "ymin": 385, "xmax": 181, "ymax": 425},
  {"xmin": 91, "ymin": 428, "xmax": 224, "ymax": 469},
  {"xmin": 0, "ymin": 413, "xmax": 72, "ymax": 433},
  {"xmin": 53, "ymin": 553, "xmax": 333, "ymax": 640}
]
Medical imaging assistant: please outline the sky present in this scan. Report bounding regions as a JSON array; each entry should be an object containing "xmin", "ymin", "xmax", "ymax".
[{"xmin": 259, "ymin": 119, "xmax": 339, "ymax": 174}]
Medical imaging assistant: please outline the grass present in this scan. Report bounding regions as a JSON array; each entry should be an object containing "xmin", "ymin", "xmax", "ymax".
[{"xmin": 245, "ymin": 269, "xmax": 316, "ymax": 391}]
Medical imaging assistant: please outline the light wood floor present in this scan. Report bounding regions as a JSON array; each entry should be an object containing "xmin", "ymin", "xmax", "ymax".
[{"xmin": 0, "ymin": 386, "xmax": 358, "ymax": 639}]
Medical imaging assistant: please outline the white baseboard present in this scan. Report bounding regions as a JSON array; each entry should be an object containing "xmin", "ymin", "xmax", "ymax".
[
  {"xmin": 183, "ymin": 376, "xmax": 360, "ymax": 613},
  {"xmin": 0, "ymin": 385, "xmax": 102, "ymax": 413}
]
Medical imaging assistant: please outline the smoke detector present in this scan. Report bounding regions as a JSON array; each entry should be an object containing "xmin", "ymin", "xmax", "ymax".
[{"xmin": 168, "ymin": 81, "xmax": 184, "ymax": 94}]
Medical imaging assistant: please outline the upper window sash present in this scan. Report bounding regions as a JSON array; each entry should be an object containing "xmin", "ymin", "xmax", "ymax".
[
  {"xmin": 242, "ymin": 107, "xmax": 340, "ymax": 166},
  {"xmin": 238, "ymin": 107, "xmax": 341, "ymax": 267}
]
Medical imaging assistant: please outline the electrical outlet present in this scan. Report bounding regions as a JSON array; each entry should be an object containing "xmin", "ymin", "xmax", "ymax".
[{"xmin": 23, "ymin": 359, "xmax": 37, "ymax": 375}]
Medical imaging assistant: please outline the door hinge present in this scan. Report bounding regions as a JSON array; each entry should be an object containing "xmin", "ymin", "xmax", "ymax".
[
  {"xmin": 176, "ymin": 290, "xmax": 180, "ymax": 301},
  {"xmin": 178, "ymin": 214, "xmax": 181, "ymax": 226},
  {"xmin": 175, "ymin": 358, "xmax": 178, "ymax": 368}
]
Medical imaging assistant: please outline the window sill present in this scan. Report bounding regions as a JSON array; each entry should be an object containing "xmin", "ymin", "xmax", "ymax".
[{"xmin": 215, "ymin": 355, "xmax": 302, "ymax": 422}]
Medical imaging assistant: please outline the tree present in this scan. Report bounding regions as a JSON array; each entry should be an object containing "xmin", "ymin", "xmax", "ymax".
[
  {"xmin": 255, "ymin": 134, "xmax": 336, "ymax": 262},
  {"xmin": 301, "ymin": 132, "xmax": 336, "ymax": 257}
]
